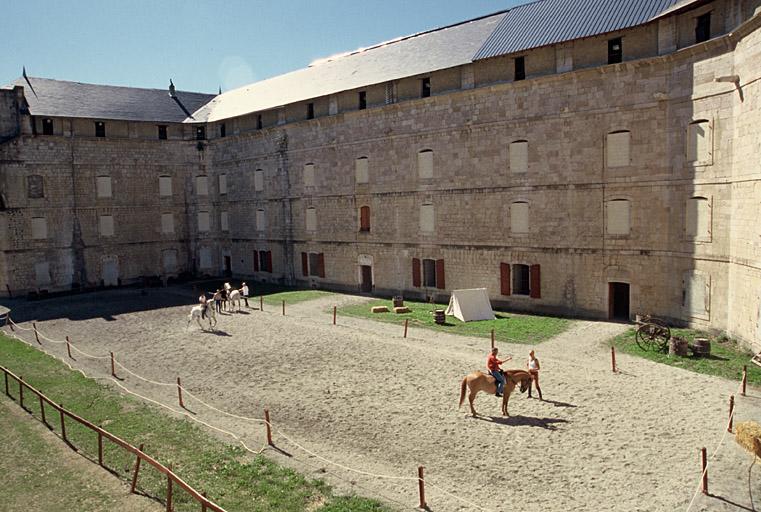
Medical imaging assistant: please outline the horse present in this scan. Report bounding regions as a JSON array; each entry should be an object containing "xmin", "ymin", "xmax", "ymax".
[
  {"xmin": 188, "ymin": 300, "xmax": 217, "ymax": 330},
  {"xmin": 227, "ymin": 289, "xmax": 242, "ymax": 312},
  {"xmin": 458, "ymin": 369, "xmax": 532, "ymax": 417},
  {"xmin": 223, "ymin": 282, "xmax": 232, "ymax": 311}
]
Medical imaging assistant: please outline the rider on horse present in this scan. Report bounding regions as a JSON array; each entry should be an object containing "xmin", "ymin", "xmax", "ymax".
[
  {"xmin": 487, "ymin": 347, "xmax": 512, "ymax": 398},
  {"xmin": 198, "ymin": 293, "xmax": 208, "ymax": 319}
]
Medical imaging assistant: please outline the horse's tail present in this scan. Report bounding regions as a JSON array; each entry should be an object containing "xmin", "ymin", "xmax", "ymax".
[{"xmin": 458, "ymin": 377, "xmax": 468, "ymax": 408}]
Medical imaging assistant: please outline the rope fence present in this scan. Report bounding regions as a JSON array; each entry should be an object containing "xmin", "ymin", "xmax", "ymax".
[{"xmin": 2, "ymin": 315, "xmax": 495, "ymax": 511}]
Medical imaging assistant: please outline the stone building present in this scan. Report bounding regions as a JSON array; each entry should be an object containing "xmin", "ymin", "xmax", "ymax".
[{"xmin": 1, "ymin": 0, "xmax": 760, "ymax": 351}]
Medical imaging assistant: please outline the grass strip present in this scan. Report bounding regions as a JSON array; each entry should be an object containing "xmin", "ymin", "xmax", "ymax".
[
  {"xmin": 0, "ymin": 332, "xmax": 390, "ymax": 512},
  {"xmin": 338, "ymin": 299, "xmax": 570, "ymax": 345},
  {"xmin": 609, "ymin": 328, "xmax": 760, "ymax": 387}
]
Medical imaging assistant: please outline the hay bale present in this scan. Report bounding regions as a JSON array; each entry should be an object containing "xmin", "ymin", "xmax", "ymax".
[
  {"xmin": 371, "ymin": 306, "xmax": 389, "ymax": 313},
  {"xmin": 735, "ymin": 421, "xmax": 761, "ymax": 459},
  {"xmin": 394, "ymin": 306, "xmax": 411, "ymax": 314}
]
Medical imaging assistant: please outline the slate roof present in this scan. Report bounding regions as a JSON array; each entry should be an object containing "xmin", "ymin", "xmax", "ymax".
[
  {"xmin": 474, "ymin": 0, "xmax": 684, "ymax": 60},
  {"xmin": 5, "ymin": 77, "xmax": 216, "ymax": 123},
  {"xmin": 191, "ymin": 12, "xmax": 505, "ymax": 123}
]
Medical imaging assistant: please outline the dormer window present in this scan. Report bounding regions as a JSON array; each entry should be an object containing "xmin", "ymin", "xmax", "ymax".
[
  {"xmin": 196, "ymin": 126, "xmax": 206, "ymax": 140},
  {"xmin": 359, "ymin": 91, "xmax": 367, "ymax": 110},
  {"xmin": 696, "ymin": 12, "xmax": 711, "ymax": 43},
  {"xmin": 42, "ymin": 118, "xmax": 53, "ymax": 135},
  {"xmin": 608, "ymin": 37, "xmax": 622, "ymax": 64},
  {"xmin": 158, "ymin": 125, "xmax": 167, "ymax": 140},
  {"xmin": 307, "ymin": 103, "xmax": 315, "ymax": 120},
  {"xmin": 95, "ymin": 122, "xmax": 106, "ymax": 138},
  {"xmin": 421, "ymin": 77, "xmax": 431, "ymax": 98}
]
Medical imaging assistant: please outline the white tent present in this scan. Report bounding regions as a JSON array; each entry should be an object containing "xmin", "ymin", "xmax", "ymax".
[{"xmin": 445, "ymin": 288, "xmax": 495, "ymax": 322}]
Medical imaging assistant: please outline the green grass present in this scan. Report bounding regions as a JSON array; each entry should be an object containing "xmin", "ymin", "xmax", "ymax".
[
  {"xmin": 0, "ymin": 332, "xmax": 391, "ymax": 512},
  {"xmin": 609, "ymin": 328, "xmax": 760, "ymax": 387},
  {"xmin": 338, "ymin": 299, "xmax": 571, "ymax": 345},
  {"xmin": 261, "ymin": 290, "xmax": 335, "ymax": 306}
]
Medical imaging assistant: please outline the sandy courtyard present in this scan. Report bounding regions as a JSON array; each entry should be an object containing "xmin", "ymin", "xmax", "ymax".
[{"xmin": 2, "ymin": 285, "xmax": 759, "ymax": 512}]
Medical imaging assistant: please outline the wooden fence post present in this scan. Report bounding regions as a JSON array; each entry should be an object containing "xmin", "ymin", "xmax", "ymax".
[
  {"xmin": 742, "ymin": 366, "xmax": 747, "ymax": 397},
  {"xmin": 18, "ymin": 375, "xmax": 24, "ymax": 410},
  {"xmin": 404, "ymin": 319, "xmax": 409, "ymax": 338},
  {"xmin": 33, "ymin": 322, "xmax": 41, "ymax": 344},
  {"xmin": 59, "ymin": 404, "xmax": 67, "ymax": 443},
  {"xmin": 490, "ymin": 329, "xmax": 495, "ymax": 350},
  {"xmin": 65, "ymin": 336, "xmax": 73, "ymax": 359},
  {"xmin": 98, "ymin": 432, "xmax": 103, "ymax": 466},
  {"xmin": 177, "ymin": 377, "xmax": 184, "ymax": 408},
  {"xmin": 4, "ymin": 369, "xmax": 8, "ymax": 396},
  {"xmin": 5, "ymin": 284, "xmax": 11, "ymax": 298},
  {"xmin": 282, "ymin": 300, "xmax": 285, "ymax": 316},
  {"xmin": 333, "ymin": 306, "xmax": 337, "ymax": 325},
  {"xmin": 418, "ymin": 466, "xmax": 427, "ymax": 510},
  {"xmin": 166, "ymin": 464, "xmax": 173, "ymax": 512},
  {"xmin": 264, "ymin": 409, "xmax": 273, "ymax": 446},
  {"xmin": 130, "ymin": 443, "xmax": 144, "ymax": 494},
  {"xmin": 728, "ymin": 395, "xmax": 734, "ymax": 433},
  {"xmin": 260, "ymin": 296, "xmax": 263, "ymax": 311},
  {"xmin": 39, "ymin": 394, "xmax": 48, "ymax": 427},
  {"xmin": 611, "ymin": 346, "xmax": 617, "ymax": 373},
  {"xmin": 202, "ymin": 492, "xmax": 208, "ymax": 512},
  {"xmin": 110, "ymin": 352, "xmax": 116, "ymax": 378},
  {"xmin": 701, "ymin": 447, "xmax": 708, "ymax": 495},
  {"xmin": 8, "ymin": 317, "xmax": 14, "ymax": 331}
]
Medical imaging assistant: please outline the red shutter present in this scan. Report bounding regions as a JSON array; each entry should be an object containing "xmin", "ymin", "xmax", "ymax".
[
  {"xmin": 360, "ymin": 206, "xmax": 370, "ymax": 231},
  {"xmin": 412, "ymin": 258, "xmax": 421, "ymax": 287},
  {"xmin": 530, "ymin": 264, "xmax": 541, "ymax": 298},
  {"xmin": 435, "ymin": 259, "xmax": 445, "ymax": 290},
  {"xmin": 266, "ymin": 251, "xmax": 273, "ymax": 273},
  {"xmin": 253, "ymin": 251, "xmax": 259, "ymax": 272},
  {"xmin": 500, "ymin": 262, "xmax": 511, "ymax": 296},
  {"xmin": 301, "ymin": 252, "xmax": 308, "ymax": 276},
  {"xmin": 317, "ymin": 253, "xmax": 326, "ymax": 278}
]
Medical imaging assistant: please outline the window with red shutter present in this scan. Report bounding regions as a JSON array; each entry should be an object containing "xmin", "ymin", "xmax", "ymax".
[
  {"xmin": 435, "ymin": 259, "xmax": 445, "ymax": 289},
  {"xmin": 301, "ymin": 252, "xmax": 308, "ymax": 276},
  {"xmin": 359, "ymin": 206, "xmax": 370, "ymax": 232},
  {"xmin": 500, "ymin": 263, "xmax": 511, "ymax": 295},
  {"xmin": 266, "ymin": 251, "xmax": 273, "ymax": 273},
  {"xmin": 253, "ymin": 251, "xmax": 259, "ymax": 272},
  {"xmin": 317, "ymin": 253, "xmax": 326, "ymax": 278},
  {"xmin": 412, "ymin": 258, "xmax": 421, "ymax": 287},
  {"xmin": 530, "ymin": 264, "xmax": 541, "ymax": 298}
]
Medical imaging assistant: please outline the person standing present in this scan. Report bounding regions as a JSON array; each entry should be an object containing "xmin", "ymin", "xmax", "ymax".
[
  {"xmin": 487, "ymin": 347, "xmax": 512, "ymax": 398},
  {"xmin": 241, "ymin": 282, "xmax": 249, "ymax": 307},
  {"xmin": 527, "ymin": 349, "xmax": 542, "ymax": 400}
]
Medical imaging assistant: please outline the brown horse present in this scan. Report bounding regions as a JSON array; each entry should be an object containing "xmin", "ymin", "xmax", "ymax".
[{"xmin": 458, "ymin": 369, "xmax": 532, "ymax": 417}]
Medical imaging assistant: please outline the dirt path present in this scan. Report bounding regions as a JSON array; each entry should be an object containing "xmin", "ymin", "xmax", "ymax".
[{"xmin": 3, "ymin": 287, "xmax": 758, "ymax": 511}]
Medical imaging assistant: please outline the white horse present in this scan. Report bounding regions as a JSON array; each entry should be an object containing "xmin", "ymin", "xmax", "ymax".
[
  {"xmin": 188, "ymin": 300, "xmax": 217, "ymax": 330},
  {"xmin": 227, "ymin": 289, "xmax": 242, "ymax": 312},
  {"xmin": 223, "ymin": 282, "xmax": 233, "ymax": 311}
]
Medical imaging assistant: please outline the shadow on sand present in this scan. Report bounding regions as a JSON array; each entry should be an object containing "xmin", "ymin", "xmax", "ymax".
[{"xmin": 471, "ymin": 414, "xmax": 569, "ymax": 430}]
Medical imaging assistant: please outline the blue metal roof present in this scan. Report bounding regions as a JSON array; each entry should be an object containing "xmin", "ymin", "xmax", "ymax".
[{"xmin": 473, "ymin": 0, "xmax": 683, "ymax": 61}]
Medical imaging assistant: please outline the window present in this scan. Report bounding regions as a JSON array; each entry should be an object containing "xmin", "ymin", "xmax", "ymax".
[
  {"xmin": 95, "ymin": 122, "xmax": 105, "ymax": 138},
  {"xmin": 158, "ymin": 125, "xmax": 167, "ymax": 140},
  {"xmin": 606, "ymin": 199, "xmax": 631, "ymax": 235},
  {"xmin": 686, "ymin": 196, "xmax": 711, "ymax": 240},
  {"xmin": 418, "ymin": 149, "xmax": 433, "ymax": 179},
  {"xmin": 256, "ymin": 114, "xmax": 263, "ymax": 130},
  {"xmin": 606, "ymin": 131, "xmax": 631, "ymax": 167},
  {"xmin": 687, "ymin": 120, "xmax": 712, "ymax": 165},
  {"xmin": 31, "ymin": 217, "xmax": 47, "ymax": 240},
  {"xmin": 355, "ymin": 157, "xmax": 369, "ymax": 184},
  {"xmin": 254, "ymin": 250, "xmax": 273, "ymax": 273},
  {"xmin": 220, "ymin": 123, "xmax": 226, "ymax": 138},
  {"xmin": 199, "ymin": 247, "xmax": 212, "ymax": 269},
  {"xmin": 420, "ymin": 203, "xmax": 434, "ymax": 233},
  {"xmin": 42, "ymin": 118, "xmax": 53, "ymax": 135},
  {"xmin": 99, "ymin": 215, "xmax": 114, "ymax": 237},
  {"xmin": 256, "ymin": 209, "xmax": 266, "ymax": 232},
  {"xmin": 221, "ymin": 211, "xmax": 229, "ymax": 232},
  {"xmin": 696, "ymin": 12, "xmax": 711, "ymax": 43},
  {"xmin": 683, "ymin": 271, "xmax": 710, "ymax": 319},
  {"xmin": 96, "ymin": 176, "xmax": 112, "ymax": 198},
  {"xmin": 512, "ymin": 264, "xmax": 530, "ymax": 295},
  {"xmin": 358, "ymin": 91, "xmax": 367, "ymax": 110},
  {"xmin": 303, "ymin": 163, "xmax": 315, "ymax": 188},
  {"xmin": 421, "ymin": 77, "xmax": 431, "ymax": 98},
  {"xmin": 514, "ymin": 57, "xmax": 526, "ymax": 81},
  {"xmin": 608, "ymin": 37, "xmax": 622, "ymax": 64},
  {"xmin": 218, "ymin": 174, "xmax": 227, "ymax": 195},
  {"xmin": 307, "ymin": 102, "xmax": 315, "ymax": 120},
  {"xmin": 385, "ymin": 82, "xmax": 396, "ymax": 104},
  {"xmin": 301, "ymin": 252, "xmax": 325, "ymax": 277},
  {"xmin": 197, "ymin": 211, "xmax": 210, "ymax": 232},
  {"xmin": 27, "ymin": 175, "xmax": 44, "ymax": 198},
  {"xmin": 254, "ymin": 169, "xmax": 265, "ymax": 191},
  {"xmin": 306, "ymin": 207, "xmax": 317, "ymax": 232},
  {"xmin": 510, "ymin": 201, "xmax": 529, "ymax": 234},
  {"xmin": 509, "ymin": 140, "xmax": 528, "ymax": 173},
  {"xmin": 411, "ymin": 258, "xmax": 445, "ymax": 289},
  {"xmin": 359, "ymin": 206, "xmax": 370, "ymax": 232},
  {"xmin": 161, "ymin": 213, "xmax": 174, "ymax": 234},
  {"xmin": 196, "ymin": 175, "xmax": 208, "ymax": 195},
  {"xmin": 159, "ymin": 176, "xmax": 172, "ymax": 196},
  {"xmin": 196, "ymin": 126, "xmax": 206, "ymax": 140}
]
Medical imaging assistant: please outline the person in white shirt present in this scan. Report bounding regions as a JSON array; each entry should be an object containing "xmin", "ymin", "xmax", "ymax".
[
  {"xmin": 527, "ymin": 350, "xmax": 542, "ymax": 400},
  {"xmin": 240, "ymin": 282, "xmax": 249, "ymax": 307}
]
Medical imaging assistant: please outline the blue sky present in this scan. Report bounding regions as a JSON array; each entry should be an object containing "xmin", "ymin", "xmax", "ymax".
[{"xmin": 2, "ymin": 1, "xmax": 522, "ymax": 93}]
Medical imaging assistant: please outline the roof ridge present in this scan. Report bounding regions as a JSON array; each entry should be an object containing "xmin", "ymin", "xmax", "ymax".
[{"xmin": 16, "ymin": 76, "xmax": 213, "ymax": 96}]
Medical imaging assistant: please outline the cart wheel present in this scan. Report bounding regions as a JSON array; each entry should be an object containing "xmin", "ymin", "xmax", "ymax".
[{"xmin": 636, "ymin": 324, "xmax": 656, "ymax": 351}]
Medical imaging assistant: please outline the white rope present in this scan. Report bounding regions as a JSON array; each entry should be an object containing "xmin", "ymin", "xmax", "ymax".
[
  {"xmin": 114, "ymin": 359, "xmax": 175, "ymax": 387},
  {"xmin": 426, "ymin": 481, "xmax": 495, "ymax": 512},
  {"xmin": 37, "ymin": 331, "xmax": 68, "ymax": 344},
  {"xmin": 179, "ymin": 387, "xmax": 267, "ymax": 424},
  {"xmin": 68, "ymin": 343, "xmax": 111, "ymax": 360},
  {"xmin": 8, "ymin": 317, "xmax": 33, "ymax": 331}
]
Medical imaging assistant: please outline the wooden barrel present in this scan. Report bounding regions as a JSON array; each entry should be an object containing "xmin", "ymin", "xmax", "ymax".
[
  {"xmin": 669, "ymin": 336, "xmax": 689, "ymax": 357},
  {"xmin": 692, "ymin": 338, "xmax": 711, "ymax": 357},
  {"xmin": 434, "ymin": 309, "xmax": 446, "ymax": 325}
]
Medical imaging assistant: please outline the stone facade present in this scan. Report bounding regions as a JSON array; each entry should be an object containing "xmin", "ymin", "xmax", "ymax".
[{"xmin": 1, "ymin": 0, "xmax": 761, "ymax": 351}]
